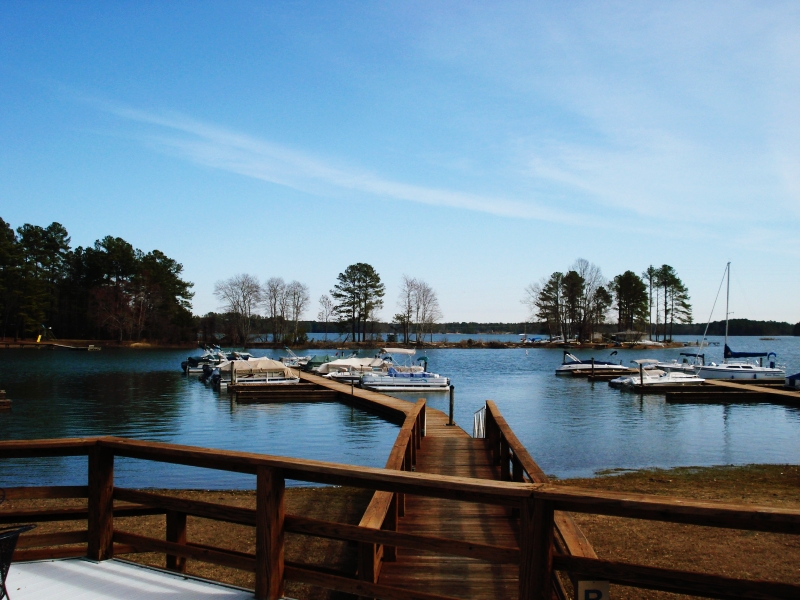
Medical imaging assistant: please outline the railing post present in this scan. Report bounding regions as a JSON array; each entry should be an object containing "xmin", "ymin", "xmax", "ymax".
[
  {"xmin": 255, "ymin": 466, "xmax": 285, "ymax": 600},
  {"xmin": 500, "ymin": 438, "xmax": 510, "ymax": 481},
  {"xmin": 384, "ymin": 493, "xmax": 398, "ymax": 562},
  {"xmin": 519, "ymin": 495, "xmax": 555, "ymax": 600},
  {"xmin": 512, "ymin": 453, "xmax": 524, "ymax": 482},
  {"xmin": 87, "ymin": 444, "xmax": 114, "ymax": 561},
  {"xmin": 166, "ymin": 510, "xmax": 187, "ymax": 573}
]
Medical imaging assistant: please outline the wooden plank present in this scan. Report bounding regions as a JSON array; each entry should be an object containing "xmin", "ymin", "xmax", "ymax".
[
  {"xmin": 535, "ymin": 483, "xmax": 800, "ymax": 533},
  {"xmin": 705, "ymin": 380, "xmax": 796, "ymax": 397},
  {"xmin": 87, "ymin": 445, "xmax": 114, "ymax": 561},
  {"xmin": 286, "ymin": 565, "xmax": 463, "ymax": 600},
  {"xmin": 99, "ymin": 437, "xmax": 534, "ymax": 505},
  {"xmin": 520, "ymin": 498, "xmax": 554, "ymax": 600},
  {"xmin": 255, "ymin": 466, "xmax": 285, "ymax": 600},
  {"xmin": 13, "ymin": 545, "xmax": 88, "ymax": 561},
  {"xmin": 114, "ymin": 487, "xmax": 256, "ymax": 525},
  {"xmin": 285, "ymin": 514, "xmax": 519, "ymax": 564},
  {"xmin": 553, "ymin": 555, "xmax": 800, "ymax": 600},
  {"xmin": 0, "ymin": 504, "xmax": 162, "ymax": 524},
  {"xmin": 0, "ymin": 438, "xmax": 97, "ymax": 458},
  {"xmin": 113, "ymin": 530, "xmax": 256, "ymax": 571},
  {"xmin": 1, "ymin": 486, "xmax": 88, "ymax": 500},
  {"xmin": 16, "ymin": 530, "xmax": 87, "ymax": 548}
]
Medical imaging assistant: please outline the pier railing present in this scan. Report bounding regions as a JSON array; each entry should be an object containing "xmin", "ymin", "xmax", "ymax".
[
  {"xmin": 357, "ymin": 398, "xmax": 426, "ymax": 584},
  {"xmin": 2, "ymin": 436, "xmax": 800, "ymax": 600},
  {"xmin": 485, "ymin": 400, "xmax": 598, "ymax": 598}
]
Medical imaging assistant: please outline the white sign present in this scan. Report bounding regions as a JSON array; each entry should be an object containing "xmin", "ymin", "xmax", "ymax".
[{"xmin": 577, "ymin": 580, "xmax": 609, "ymax": 600}]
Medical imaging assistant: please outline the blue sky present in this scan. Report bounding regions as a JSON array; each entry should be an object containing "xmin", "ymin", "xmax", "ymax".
[{"xmin": 1, "ymin": 2, "xmax": 798, "ymax": 323}]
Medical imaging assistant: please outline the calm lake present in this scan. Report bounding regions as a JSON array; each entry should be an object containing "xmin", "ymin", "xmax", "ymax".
[{"xmin": 1, "ymin": 335, "xmax": 799, "ymax": 488}]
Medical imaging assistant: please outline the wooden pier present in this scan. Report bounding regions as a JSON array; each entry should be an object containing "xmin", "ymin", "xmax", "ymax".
[{"xmin": 294, "ymin": 373, "xmax": 596, "ymax": 599}]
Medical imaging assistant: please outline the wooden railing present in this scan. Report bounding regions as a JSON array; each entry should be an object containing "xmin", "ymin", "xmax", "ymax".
[
  {"xmin": 358, "ymin": 398, "xmax": 426, "ymax": 584},
  {"xmin": 485, "ymin": 400, "xmax": 598, "ymax": 598},
  {"xmin": 2, "ymin": 435, "xmax": 800, "ymax": 599}
]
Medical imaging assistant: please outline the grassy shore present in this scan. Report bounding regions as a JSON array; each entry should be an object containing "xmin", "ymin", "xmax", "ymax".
[{"xmin": 5, "ymin": 465, "xmax": 799, "ymax": 599}]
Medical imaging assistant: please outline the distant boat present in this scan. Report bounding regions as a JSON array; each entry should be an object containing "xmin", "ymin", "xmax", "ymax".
[
  {"xmin": 555, "ymin": 351, "xmax": 626, "ymax": 376},
  {"xmin": 279, "ymin": 346, "xmax": 312, "ymax": 368},
  {"xmin": 657, "ymin": 352, "xmax": 705, "ymax": 373}
]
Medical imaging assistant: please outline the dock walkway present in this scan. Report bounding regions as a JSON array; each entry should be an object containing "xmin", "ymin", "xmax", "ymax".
[{"xmin": 298, "ymin": 372, "xmax": 537, "ymax": 599}]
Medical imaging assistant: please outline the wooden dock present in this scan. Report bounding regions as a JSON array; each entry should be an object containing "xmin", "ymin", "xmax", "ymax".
[{"xmin": 298, "ymin": 372, "xmax": 594, "ymax": 599}]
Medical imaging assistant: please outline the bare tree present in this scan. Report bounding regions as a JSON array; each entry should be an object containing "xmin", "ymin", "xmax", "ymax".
[
  {"xmin": 413, "ymin": 279, "xmax": 443, "ymax": 344},
  {"xmin": 214, "ymin": 273, "xmax": 262, "ymax": 346},
  {"xmin": 262, "ymin": 277, "xmax": 286, "ymax": 344},
  {"xmin": 393, "ymin": 275, "xmax": 417, "ymax": 344},
  {"xmin": 286, "ymin": 280, "xmax": 310, "ymax": 344},
  {"xmin": 317, "ymin": 294, "xmax": 334, "ymax": 341},
  {"xmin": 572, "ymin": 258, "xmax": 607, "ymax": 340}
]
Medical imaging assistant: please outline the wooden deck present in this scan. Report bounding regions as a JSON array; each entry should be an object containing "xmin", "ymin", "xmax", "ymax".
[
  {"xmin": 300, "ymin": 372, "xmax": 524, "ymax": 598},
  {"xmin": 379, "ymin": 435, "xmax": 520, "ymax": 598}
]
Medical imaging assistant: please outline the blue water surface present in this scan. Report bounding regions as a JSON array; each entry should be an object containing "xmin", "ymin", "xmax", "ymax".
[{"xmin": 1, "ymin": 335, "xmax": 799, "ymax": 487}]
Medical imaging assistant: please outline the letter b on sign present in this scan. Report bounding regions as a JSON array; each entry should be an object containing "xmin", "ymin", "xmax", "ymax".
[{"xmin": 577, "ymin": 580, "xmax": 609, "ymax": 600}]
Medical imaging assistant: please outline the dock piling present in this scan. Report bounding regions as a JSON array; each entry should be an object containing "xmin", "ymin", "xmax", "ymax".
[{"xmin": 448, "ymin": 385, "xmax": 455, "ymax": 426}]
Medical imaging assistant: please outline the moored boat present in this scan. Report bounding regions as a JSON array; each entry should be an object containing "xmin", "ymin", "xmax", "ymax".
[
  {"xmin": 693, "ymin": 263, "xmax": 785, "ymax": 381},
  {"xmin": 555, "ymin": 351, "xmax": 626, "ymax": 376},
  {"xmin": 211, "ymin": 359, "xmax": 299, "ymax": 388},
  {"xmin": 610, "ymin": 360, "xmax": 705, "ymax": 388},
  {"xmin": 360, "ymin": 368, "xmax": 450, "ymax": 392}
]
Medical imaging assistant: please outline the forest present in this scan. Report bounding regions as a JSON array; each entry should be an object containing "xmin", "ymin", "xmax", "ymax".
[{"xmin": 0, "ymin": 217, "xmax": 194, "ymax": 342}]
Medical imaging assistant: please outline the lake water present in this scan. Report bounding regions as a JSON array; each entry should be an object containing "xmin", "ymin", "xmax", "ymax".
[{"xmin": 1, "ymin": 335, "xmax": 799, "ymax": 488}]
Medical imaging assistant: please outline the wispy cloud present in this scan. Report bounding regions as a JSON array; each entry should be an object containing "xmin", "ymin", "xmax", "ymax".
[{"xmin": 95, "ymin": 101, "xmax": 588, "ymax": 225}]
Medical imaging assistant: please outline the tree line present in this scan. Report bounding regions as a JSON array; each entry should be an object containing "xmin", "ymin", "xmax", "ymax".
[
  {"xmin": 209, "ymin": 263, "xmax": 444, "ymax": 345},
  {"xmin": 524, "ymin": 259, "xmax": 692, "ymax": 342},
  {"xmin": 210, "ymin": 274, "xmax": 311, "ymax": 345},
  {"xmin": 0, "ymin": 217, "xmax": 194, "ymax": 342}
]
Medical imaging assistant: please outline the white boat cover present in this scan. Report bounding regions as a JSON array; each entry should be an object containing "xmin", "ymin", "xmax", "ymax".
[
  {"xmin": 221, "ymin": 359, "xmax": 296, "ymax": 377},
  {"xmin": 381, "ymin": 347, "xmax": 416, "ymax": 355},
  {"xmin": 316, "ymin": 357, "xmax": 385, "ymax": 374}
]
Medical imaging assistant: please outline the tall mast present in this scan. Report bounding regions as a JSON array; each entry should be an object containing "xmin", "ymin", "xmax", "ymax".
[{"xmin": 724, "ymin": 261, "xmax": 731, "ymax": 358}]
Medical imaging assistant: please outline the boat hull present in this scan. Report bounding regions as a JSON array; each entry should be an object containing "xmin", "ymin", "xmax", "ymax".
[{"xmin": 695, "ymin": 365, "xmax": 784, "ymax": 380}]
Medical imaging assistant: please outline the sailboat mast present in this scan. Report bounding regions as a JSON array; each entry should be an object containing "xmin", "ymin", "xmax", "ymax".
[{"xmin": 724, "ymin": 261, "xmax": 731, "ymax": 357}]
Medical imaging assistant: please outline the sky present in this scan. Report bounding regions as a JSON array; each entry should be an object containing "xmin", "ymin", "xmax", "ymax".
[{"xmin": 1, "ymin": 2, "xmax": 798, "ymax": 324}]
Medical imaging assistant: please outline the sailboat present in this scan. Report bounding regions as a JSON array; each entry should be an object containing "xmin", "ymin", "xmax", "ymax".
[{"xmin": 694, "ymin": 263, "xmax": 785, "ymax": 380}]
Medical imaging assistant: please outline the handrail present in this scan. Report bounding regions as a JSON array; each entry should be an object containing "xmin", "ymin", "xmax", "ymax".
[
  {"xmin": 4, "ymin": 435, "xmax": 800, "ymax": 600},
  {"xmin": 485, "ymin": 399, "xmax": 598, "ymax": 599},
  {"xmin": 358, "ymin": 398, "xmax": 426, "ymax": 584}
]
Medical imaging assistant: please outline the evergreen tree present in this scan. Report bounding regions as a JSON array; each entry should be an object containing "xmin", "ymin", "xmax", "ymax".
[{"xmin": 331, "ymin": 263, "xmax": 385, "ymax": 342}]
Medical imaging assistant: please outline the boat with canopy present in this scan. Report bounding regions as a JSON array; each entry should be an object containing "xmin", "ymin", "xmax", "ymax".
[
  {"xmin": 211, "ymin": 359, "xmax": 299, "ymax": 388},
  {"xmin": 360, "ymin": 348, "xmax": 451, "ymax": 392}
]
